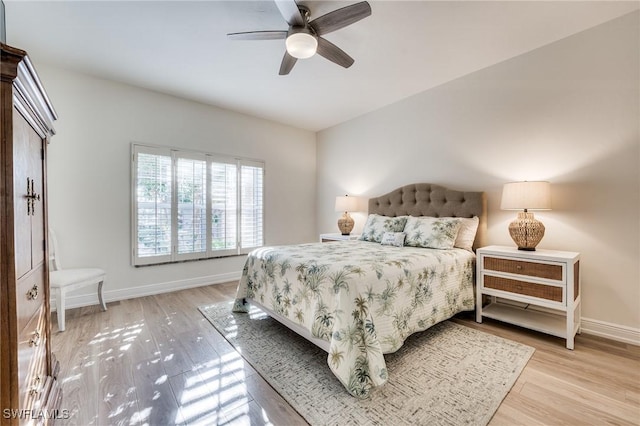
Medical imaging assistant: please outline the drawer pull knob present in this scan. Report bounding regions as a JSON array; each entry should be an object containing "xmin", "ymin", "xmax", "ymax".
[
  {"xmin": 28, "ymin": 376, "xmax": 42, "ymax": 396},
  {"xmin": 29, "ymin": 331, "xmax": 40, "ymax": 347},
  {"xmin": 515, "ymin": 285, "xmax": 523, "ymax": 291},
  {"xmin": 516, "ymin": 265, "xmax": 523, "ymax": 270},
  {"xmin": 26, "ymin": 284, "xmax": 39, "ymax": 300}
]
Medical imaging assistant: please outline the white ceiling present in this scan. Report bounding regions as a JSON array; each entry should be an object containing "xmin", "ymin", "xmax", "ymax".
[{"xmin": 5, "ymin": 1, "xmax": 639, "ymax": 131}]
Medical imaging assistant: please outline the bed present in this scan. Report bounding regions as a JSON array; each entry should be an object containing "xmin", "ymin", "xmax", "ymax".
[{"xmin": 233, "ymin": 183, "xmax": 486, "ymax": 398}]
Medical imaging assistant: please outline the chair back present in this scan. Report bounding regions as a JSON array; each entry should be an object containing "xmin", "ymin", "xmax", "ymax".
[{"xmin": 49, "ymin": 229, "xmax": 62, "ymax": 271}]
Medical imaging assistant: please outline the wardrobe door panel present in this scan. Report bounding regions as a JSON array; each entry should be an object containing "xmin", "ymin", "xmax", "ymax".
[
  {"xmin": 29, "ymin": 126, "xmax": 45, "ymax": 268},
  {"xmin": 12, "ymin": 109, "xmax": 32, "ymax": 279}
]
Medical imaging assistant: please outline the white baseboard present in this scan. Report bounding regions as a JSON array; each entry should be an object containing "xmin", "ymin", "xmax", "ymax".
[
  {"xmin": 580, "ymin": 317, "xmax": 640, "ymax": 346},
  {"xmin": 51, "ymin": 272, "xmax": 241, "ymax": 311}
]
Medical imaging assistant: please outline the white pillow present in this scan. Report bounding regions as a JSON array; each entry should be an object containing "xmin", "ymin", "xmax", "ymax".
[
  {"xmin": 404, "ymin": 216, "xmax": 462, "ymax": 249},
  {"xmin": 381, "ymin": 232, "xmax": 406, "ymax": 247},
  {"xmin": 452, "ymin": 216, "xmax": 480, "ymax": 251},
  {"xmin": 359, "ymin": 214, "xmax": 408, "ymax": 243}
]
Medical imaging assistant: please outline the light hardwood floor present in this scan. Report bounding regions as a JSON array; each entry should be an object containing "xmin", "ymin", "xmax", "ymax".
[{"xmin": 51, "ymin": 282, "xmax": 640, "ymax": 425}]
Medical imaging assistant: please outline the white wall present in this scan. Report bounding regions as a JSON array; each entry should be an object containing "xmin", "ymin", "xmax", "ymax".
[
  {"xmin": 39, "ymin": 65, "xmax": 317, "ymax": 305},
  {"xmin": 317, "ymin": 12, "xmax": 639, "ymax": 335}
]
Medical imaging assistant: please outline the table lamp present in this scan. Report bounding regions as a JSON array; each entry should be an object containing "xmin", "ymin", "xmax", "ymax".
[
  {"xmin": 500, "ymin": 181, "xmax": 551, "ymax": 251},
  {"xmin": 335, "ymin": 195, "xmax": 359, "ymax": 235}
]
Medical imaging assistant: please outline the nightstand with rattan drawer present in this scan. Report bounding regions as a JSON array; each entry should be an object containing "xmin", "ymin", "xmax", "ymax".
[{"xmin": 476, "ymin": 245, "xmax": 581, "ymax": 349}]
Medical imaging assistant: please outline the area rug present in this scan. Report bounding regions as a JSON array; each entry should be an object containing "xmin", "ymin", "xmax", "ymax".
[{"xmin": 199, "ymin": 302, "xmax": 534, "ymax": 426}]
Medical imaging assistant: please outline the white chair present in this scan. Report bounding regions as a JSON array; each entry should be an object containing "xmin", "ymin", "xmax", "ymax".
[{"xmin": 49, "ymin": 230, "xmax": 107, "ymax": 331}]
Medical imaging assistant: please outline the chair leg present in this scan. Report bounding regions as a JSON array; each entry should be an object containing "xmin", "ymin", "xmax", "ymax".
[
  {"xmin": 98, "ymin": 280, "xmax": 107, "ymax": 311},
  {"xmin": 56, "ymin": 287, "xmax": 66, "ymax": 332}
]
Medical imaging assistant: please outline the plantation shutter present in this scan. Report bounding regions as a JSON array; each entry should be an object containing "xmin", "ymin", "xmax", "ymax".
[
  {"xmin": 210, "ymin": 159, "xmax": 238, "ymax": 256},
  {"xmin": 133, "ymin": 146, "xmax": 172, "ymax": 265},
  {"xmin": 175, "ymin": 154, "xmax": 208, "ymax": 260},
  {"xmin": 239, "ymin": 161, "xmax": 264, "ymax": 253},
  {"xmin": 132, "ymin": 144, "xmax": 264, "ymax": 265}
]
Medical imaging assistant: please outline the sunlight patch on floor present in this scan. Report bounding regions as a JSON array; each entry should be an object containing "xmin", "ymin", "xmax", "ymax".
[
  {"xmin": 55, "ymin": 297, "xmax": 283, "ymax": 425},
  {"xmin": 61, "ymin": 373, "xmax": 82, "ymax": 384},
  {"xmin": 172, "ymin": 347, "xmax": 255, "ymax": 425},
  {"xmin": 155, "ymin": 374, "xmax": 168, "ymax": 385},
  {"xmin": 128, "ymin": 406, "xmax": 151, "ymax": 425},
  {"xmin": 90, "ymin": 322, "xmax": 145, "ymax": 346}
]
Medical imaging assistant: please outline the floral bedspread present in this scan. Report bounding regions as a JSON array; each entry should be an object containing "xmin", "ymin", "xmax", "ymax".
[{"xmin": 233, "ymin": 240, "xmax": 475, "ymax": 398}]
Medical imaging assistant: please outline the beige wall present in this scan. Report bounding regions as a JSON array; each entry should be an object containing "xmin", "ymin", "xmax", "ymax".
[
  {"xmin": 39, "ymin": 65, "xmax": 317, "ymax": 304},
  {"xmin": 317, "ymin": 12, "xmax": 639, "ymax": 332}
]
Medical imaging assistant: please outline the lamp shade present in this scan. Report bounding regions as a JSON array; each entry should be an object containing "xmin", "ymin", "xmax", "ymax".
[
  {"xmin": 285, "ymin": 31, "xmax": 317, "ymax": 59},
  {"xmin": 501, "ymin": 181, "xmax": 551, "ymax": 211},
  {"xmin": 335, "ymin": 195, "xmax": 359, "ymax": 212}
]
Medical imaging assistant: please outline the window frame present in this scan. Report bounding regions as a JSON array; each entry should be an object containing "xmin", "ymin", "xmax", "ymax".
[{"xmin": 131, "ymin": 143, "xmax": 265, "ymax": 266}]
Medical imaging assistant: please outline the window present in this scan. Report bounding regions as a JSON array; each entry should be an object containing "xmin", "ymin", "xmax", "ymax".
[{"xmin": 132, "ymin": 144, "xmax": 264, "ymax": 266}]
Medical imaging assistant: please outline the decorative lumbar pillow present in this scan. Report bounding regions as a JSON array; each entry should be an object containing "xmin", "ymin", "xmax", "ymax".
[
  {"xmin": 359, "ymin": 214, "xmax": 408, "ymax": 243},
  {"xmin": 381, "ymin": 232, "xmax": 406, "ymax": 247},
  {"xmin": 404, "ymin": 216, "xmax": 462, "ymax": 249},
  {"xmin": 452, "ymin": 216, "xmax": 480, "ymax": 251}
]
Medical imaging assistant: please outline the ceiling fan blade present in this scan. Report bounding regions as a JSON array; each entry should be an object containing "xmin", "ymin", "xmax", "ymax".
[
  {"xmin": 227, "ymin": 31, "xmax": 288, "ymax": 41},
  {"xmin": 279, "ymin": 51, "xmax": 298, "ymax": 75},
  {"xmin": 316, "ymin": 37, "xmax": 354, "ymax": 68},
  {"xmin": 274, "ymin": 0, "xmax": 304, "ymax": 26},
  {"xmin": 309, "ymin": 1, "xmax": 371, "ymax": 36}
]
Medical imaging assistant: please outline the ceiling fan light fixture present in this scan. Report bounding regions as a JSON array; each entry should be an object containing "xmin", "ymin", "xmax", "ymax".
[{"xmin": 285, "ymin": 32, "xmax": 317, "ymax": 59}]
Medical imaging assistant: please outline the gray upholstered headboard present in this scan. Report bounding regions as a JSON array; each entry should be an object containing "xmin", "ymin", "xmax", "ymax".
[{"xmin": 368, "ymin": 183, "xmax": 487, "ymax": 248}]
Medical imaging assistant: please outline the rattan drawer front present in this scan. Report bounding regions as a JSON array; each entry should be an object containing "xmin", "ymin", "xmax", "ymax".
[
  {"xmin": 484, "ymin": 275, "xmax": 563, "ymax": 303},
  {"xmin": 484, "ymin": 256, "xmax": 562, "ymax": 280}
]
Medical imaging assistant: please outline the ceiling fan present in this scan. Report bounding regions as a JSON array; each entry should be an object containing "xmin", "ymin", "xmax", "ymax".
[{"xmin": 228, "ymin": 0, "xmax": 372, "ymax": 75}]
